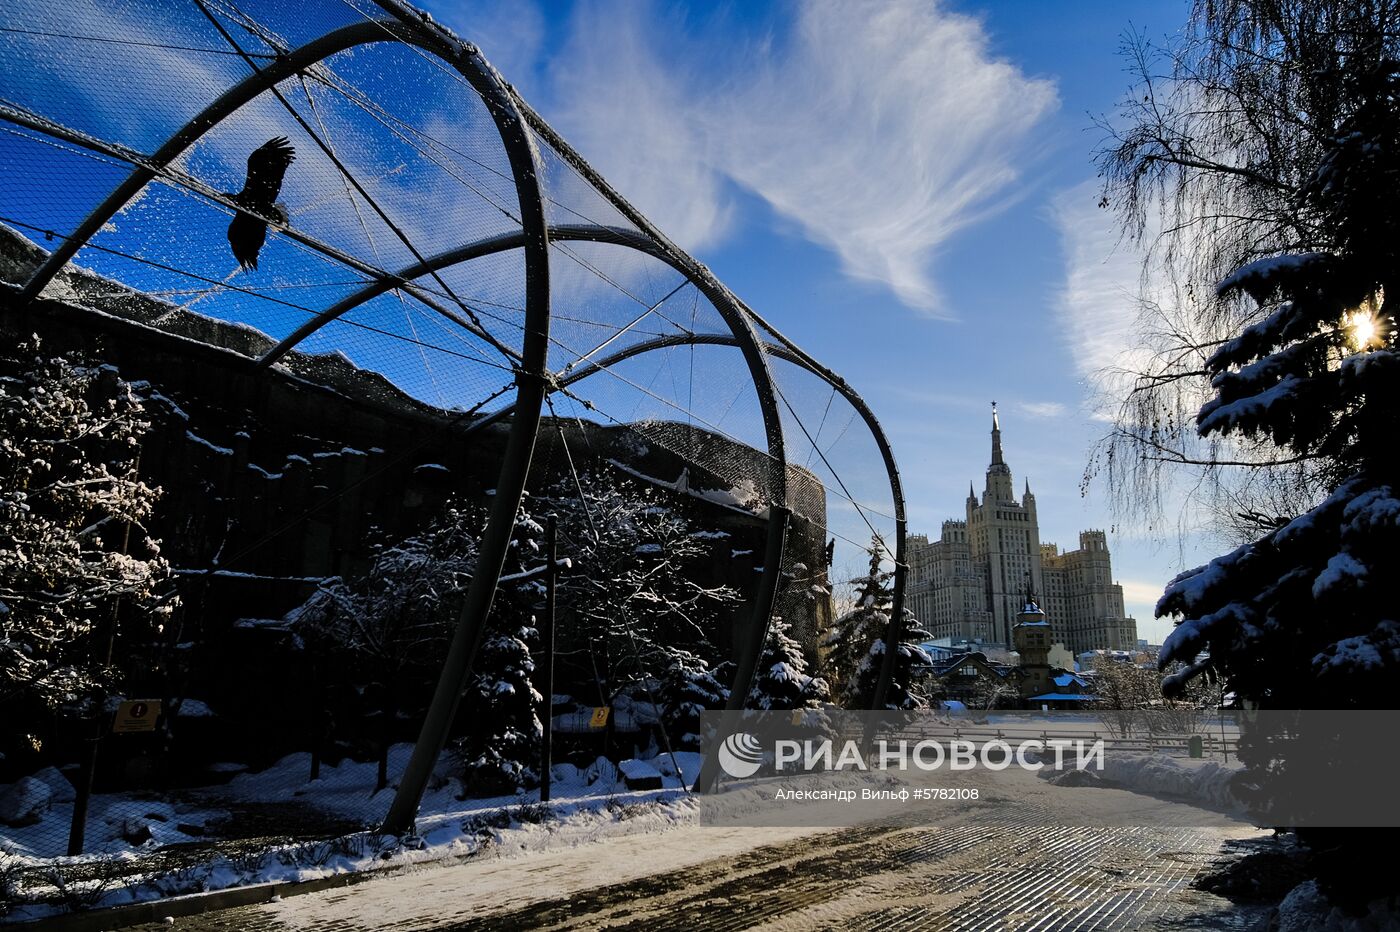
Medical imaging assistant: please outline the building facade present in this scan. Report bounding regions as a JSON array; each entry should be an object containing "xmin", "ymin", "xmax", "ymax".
[{"xmin": 908, "ymin": 406, "xmax": 1138, "ymax": 654}]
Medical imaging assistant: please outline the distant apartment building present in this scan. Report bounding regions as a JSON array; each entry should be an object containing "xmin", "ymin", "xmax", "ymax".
[{"xmin": 908, "ymin": 405, "xmax": 1138, "ymax": 654}]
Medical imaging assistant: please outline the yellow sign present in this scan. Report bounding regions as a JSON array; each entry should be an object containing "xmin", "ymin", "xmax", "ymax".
[
  {"xmin": 112, "ymin": 699, "xmax": 161, "ymax": 734},
  {"xmin": 589, "ymin": 706, "xmax": 610, "ymax": 729}
]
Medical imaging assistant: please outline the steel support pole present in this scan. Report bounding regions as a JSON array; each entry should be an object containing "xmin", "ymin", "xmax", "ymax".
[
  {"xmin": 692, "ymin": 505, "xmax": 790, "ymax": 794},
  {"xmin": 377, "ymin": 5, "xmax": 551, "ymax": 837},
  {"xmin": 504, "ymin": 98, "xmax": 792, "ymax": 752},
  {"xmin": 733, "ymin": 305, "xmax": 911, "ymax": 713},
  {"xmin": 66, "ymin": 727, "xmax": 99, "ymax": 856}
]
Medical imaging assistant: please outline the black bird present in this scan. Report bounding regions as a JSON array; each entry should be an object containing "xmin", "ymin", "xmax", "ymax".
[{"xmin": 225, "ymin": 136, "xmax": 295, "ymax": 271}]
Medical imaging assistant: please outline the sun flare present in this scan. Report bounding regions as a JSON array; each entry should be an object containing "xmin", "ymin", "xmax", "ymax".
[{"xmin": 1344, "ymin": 309, "xmax": 1379, "ymax": 351}]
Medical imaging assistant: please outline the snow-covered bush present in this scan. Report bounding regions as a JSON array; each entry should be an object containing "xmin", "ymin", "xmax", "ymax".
[
  {"xmin": 536, "ymin": 473, "xmax": 738, "ymax": 749},
  {"xmin": 295, "ymin": 471, "xmax": 743, "ymax": 790},
  {"xmin": 294, "ymin": 503, "xmax": 480, "ymax": 684},
  {"xmin": 295, "ymin": 501, "xmax": 544, "ymax": 796},
  {"xmin": 294, "ymin": 503, "xmax": 482, "ymax": 789},
  {"xmin": 0, "ymin": 339, "xmax": 175, "ymax": 722}
]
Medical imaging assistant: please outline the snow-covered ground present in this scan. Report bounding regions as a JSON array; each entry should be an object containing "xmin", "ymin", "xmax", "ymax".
[{"xmin": 0, "ymin": 747, "xmax": 713, "ymax": 922}]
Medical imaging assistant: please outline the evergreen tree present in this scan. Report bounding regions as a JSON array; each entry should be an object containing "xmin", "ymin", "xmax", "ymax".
[
  {"xmin": 850, "ymin": 609, "xmax": 933, "ymax": 711},
  {"xmin": 455, "ymin": 502, "xmax": 544, "ymax": 796},
  {"xmin": 820, "ymin": 539, "xmax": 892, "ymax": 708},
  {"xmin": 655, "ymin": 650, "xmax": 728, "ymax": 751},
  {"xmin": 1148, "ymin": 38, "xmax": 1400, "ymax": 712},
  {"xmin": 457, "ymin": 618, "xmax": 542, "ymax": 795},
  {"xmin": 1099, "ymin": 0, "xmax": 1400, "ymax": 911},
  {"xmin": 745, "ymin": 616, "xmax": 830, "ymax": 711}
]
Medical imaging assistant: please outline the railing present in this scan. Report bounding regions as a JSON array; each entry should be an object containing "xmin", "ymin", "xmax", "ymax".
[{"xmin": 878, "ymin": 724, "xmax": 1239, "ymax": 759}]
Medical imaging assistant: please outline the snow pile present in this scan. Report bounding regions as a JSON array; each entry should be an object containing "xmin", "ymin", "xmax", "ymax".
[
  {"xmin": 217, "ymin": 743, "xmax": 697, "ymax": 825},
  {"xmin": 605, "ymin": 459, "xmax": 763, "ymax": 514},
  {"xmin": 0, "ymin": 788, "xmax": 220, "ymax": 859},
  {"xmin": 1274, "ymin": 879, "xmax": 1400, "ymax": 932},
  {"xmin": 1065, "ymin": 752, "xmax": 1245, "ymax": 812},
  {"xmin": 0, "ymin": 778, "xmax": 51, "ymax": 827}
]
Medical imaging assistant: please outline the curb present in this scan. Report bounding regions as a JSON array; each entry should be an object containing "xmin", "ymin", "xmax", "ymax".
[{"xmin": 5, "ymin": 861, "xmax": 394, "ymax": 932}]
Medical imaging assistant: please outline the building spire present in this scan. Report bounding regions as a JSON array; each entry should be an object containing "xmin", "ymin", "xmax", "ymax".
[{"xmin": 990, "ymin": 401, "xmax": 1005, "ymax": 467}]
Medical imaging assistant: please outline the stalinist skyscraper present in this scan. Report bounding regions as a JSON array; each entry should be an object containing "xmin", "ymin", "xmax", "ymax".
[
  {"xmin": 966, "ymin": 403, "xmax": 1042, "ymax": 646},
  {"xmin": 907, "ymin": 405, "xmax": 1138, "ymax": 654}
]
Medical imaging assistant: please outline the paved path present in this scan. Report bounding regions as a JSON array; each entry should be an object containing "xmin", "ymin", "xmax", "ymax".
[{"xmin": 129, "ymin": 813, "xmax": 1267, "ymax": 930}]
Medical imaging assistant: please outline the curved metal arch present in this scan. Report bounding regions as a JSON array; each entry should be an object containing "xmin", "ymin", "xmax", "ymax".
[
  {"xmin": 13, "ymin": 0, "xmax": 798, "ymax": 793},
  {"xmin": 460, "ymin": 328, "xmax": 910, "ymax": 713},
  {"xmin": 499, "ymin": 98, "xmax": 794, "ymax": 772},
  {"xmin": 360, "ymin": 1, "xmax": 553, "ymax": 835},
  {"xmin": 730, "ymin": 304, "xmax": 911, "ymax": 710}
]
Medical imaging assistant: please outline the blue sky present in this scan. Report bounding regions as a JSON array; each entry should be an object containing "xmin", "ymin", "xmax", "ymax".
[{"xmin": 419, "ymin": 0, "xmax": 1201, "ymax": 641}]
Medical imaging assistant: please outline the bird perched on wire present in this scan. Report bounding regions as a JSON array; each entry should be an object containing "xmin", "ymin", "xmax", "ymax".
[{"xmin": 225, "ymin": 136, "xmax": 295, "ymax": 271}]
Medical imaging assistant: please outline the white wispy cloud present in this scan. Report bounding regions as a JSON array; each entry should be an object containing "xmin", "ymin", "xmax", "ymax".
[
  {"xmin": 1019, "ymin": 400, "xmax": 1066, "ymax": 419},
  {"xmin": 542, "ymin": 0, "xmax": 1058, "ymax": 316},
  {"xmin": 1050, "ymin": 180, "xmax": 1157, "ymax": 403}
]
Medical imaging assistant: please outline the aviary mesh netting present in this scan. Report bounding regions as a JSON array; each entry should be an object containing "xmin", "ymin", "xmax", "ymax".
[{"xmin": 0, "ymin": 0, "xmax": 907, "ymax": 887}]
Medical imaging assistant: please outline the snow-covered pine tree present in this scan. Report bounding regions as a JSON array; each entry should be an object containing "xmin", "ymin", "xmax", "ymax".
[
  {"xmin": 1151, "ymin": 218, "xmax": 1398, "ymax": 912},
  {"xmin": 1155, "ymin": 107, "xmax": 1399, "ymax": 713},
  {"xmin": 745, "ymin": 616, "xmax": 830, "ymax": 711},
  {"xmin": 849, "ymin": 609, "xmax": 933, "ymax": 711},
  {"xmin": 654, "ymin": 650, "xmax": 728, "ymax": 752},
  {"xmin": 455, "ymin": 502, "xmax": 543, "ymax": 796},
  {"xmin": 1097, "ymin": 1, "xmax": 1400, "ymax": 911},
  {"xmin": 457, "ymin": 617, "xmax": 542, "ymax": 795},
  {"xmin": 820, "ymin": 539, "xmax": 890, "ymax": 708},
  {"xmin": 0, "ymin": 340, "xmax": 175, "ymax": 724}
]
